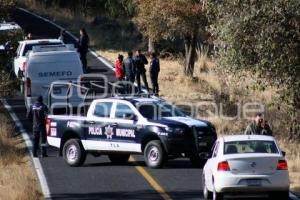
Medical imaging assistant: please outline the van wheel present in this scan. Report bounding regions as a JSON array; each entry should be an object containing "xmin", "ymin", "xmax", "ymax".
[
  {"xmin": 108, "ymin": 154, "xmax": 130, "ymax": 164},
  {"xmin": 63, "ymin": 139, "xmax": 86, "ymax": 166},
  {"xmin": 144, "ymin": 140, "xmax": 165, "ymax": 168},
  {"xmin": 189, "ymin": 154, "xmax": 207, "ymax": 167}
]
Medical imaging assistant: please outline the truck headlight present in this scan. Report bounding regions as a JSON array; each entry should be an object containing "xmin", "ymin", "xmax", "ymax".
[{"xmin": 165, "ymin": 127, "xmax": 185, "ymax": 134}]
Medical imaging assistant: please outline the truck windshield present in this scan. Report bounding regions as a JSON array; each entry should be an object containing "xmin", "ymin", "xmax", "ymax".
[{"xmin": 136, "ymin": 101, "xmax": 185, "ymax": 120}]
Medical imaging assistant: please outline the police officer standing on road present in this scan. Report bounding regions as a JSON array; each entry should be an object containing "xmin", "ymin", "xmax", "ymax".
[
  {"xmin": 27, "ymin": 96, "xmax": 49, "ymax": 157},
  {"xmin": 123, "ymin": 51, "xmax": 136, "ymax": 94},
  {"xmin": 134, "ymin": 49, "xmax": 149, "ymax": 93},
  {"xmin": 78, "ymin": 28, "xmax": 89, "ymax": 73},
  {"xmin": 149, "ymin": 52, "xmax": 160, "ymax": 96}
]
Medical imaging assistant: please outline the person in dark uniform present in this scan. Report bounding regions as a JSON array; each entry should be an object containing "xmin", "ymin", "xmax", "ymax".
[
  {"xmin": 123, "ymin": 51, "xmax": 136, "ymax": 94},
  {"xmin": 149, "ymin": 52, "xmax": 160, "ymax": 96},
  {"xmin": 133, "ymin": 49, "xmax": 149, "ymax": 93},
  {"xmin": 27, "ymin": 96, "xmax": 49, "ymax": 157},
  {"xmin": 78, "ymin": 28, "xmax": 89, "ymax": 73}
]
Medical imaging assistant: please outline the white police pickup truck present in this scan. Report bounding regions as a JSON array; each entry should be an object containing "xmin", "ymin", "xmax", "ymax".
[{"xmin": 46, "ymin": 97, "xmax": 217, "ymax": 168}]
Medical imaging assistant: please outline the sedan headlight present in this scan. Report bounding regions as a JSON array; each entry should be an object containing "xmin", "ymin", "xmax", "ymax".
[{"xmin": 164, "ymin": 127, "xmax": 185, "ymax": 134}]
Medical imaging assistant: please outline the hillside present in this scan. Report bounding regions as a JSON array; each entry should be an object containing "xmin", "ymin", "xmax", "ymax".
[{"xmin": 9, "ymin": 0, "xmax": 300, "ymax": 196}]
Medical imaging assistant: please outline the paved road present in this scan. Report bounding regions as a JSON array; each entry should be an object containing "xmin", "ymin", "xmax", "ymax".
[
  {"xmin": 8, "ymin": 8, "xmax": 204, "ymax": 200},
  {"xmin": 6, "ymin": 7, "xmax": 298, "ymax": 200}
]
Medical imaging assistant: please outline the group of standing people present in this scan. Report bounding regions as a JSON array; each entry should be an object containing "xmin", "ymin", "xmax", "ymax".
[
  {"xmin": 60, "ymin": 28, "xmax": 161, "ymax": 96},
  {"xmin": 115, "ymin": 50, "xmax": 160, "ymax": 95}
]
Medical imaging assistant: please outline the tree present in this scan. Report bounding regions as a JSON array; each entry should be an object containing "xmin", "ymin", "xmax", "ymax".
[
  {"xmin": 133, "ymin": 0, "xmax": 207, "ymax": 77},
  {"xmin": 206, "ymin": 0, "xmax": 300, "ymax": 137},
  {"xmin": 0, "ymin": 0, "xmax": 16, "ymax": 19}
]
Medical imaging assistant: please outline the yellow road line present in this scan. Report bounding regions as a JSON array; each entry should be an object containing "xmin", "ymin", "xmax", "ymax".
[{"xmin": 129, "ymin": 156, "xmax": 173, "ymax": 200}]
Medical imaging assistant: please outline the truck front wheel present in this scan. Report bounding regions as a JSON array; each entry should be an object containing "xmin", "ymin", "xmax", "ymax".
[
  {"xmin": 144, "ymin": 140, "xmax": 165, "ymax": 168},
  {"xmin": 63, "ymin": 139, "xmax": 86, "ymax": 167}
]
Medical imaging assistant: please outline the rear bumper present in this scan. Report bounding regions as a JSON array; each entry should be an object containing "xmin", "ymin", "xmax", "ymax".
[
  {"xmin": 47, "ymin": 136, "xmax": 61, "ymax": 148},
  {"xmin": 214, "ymin": 171, "xmax": 290, "ymax": 193}
]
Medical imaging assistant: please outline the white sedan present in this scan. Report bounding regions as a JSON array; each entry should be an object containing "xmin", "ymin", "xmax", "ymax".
[{"xmin": 202, "ymin": 135, "xmax": 289, "ymax": 200}]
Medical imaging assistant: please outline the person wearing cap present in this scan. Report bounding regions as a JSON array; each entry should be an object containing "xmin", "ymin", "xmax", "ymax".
[{"xmin": 27, "ymin": 96, "xmax": 49, "ymax": 157}]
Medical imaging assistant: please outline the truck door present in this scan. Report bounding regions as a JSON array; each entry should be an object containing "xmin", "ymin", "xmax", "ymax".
[
  {"xmin": 85, "ymin": 102, "xmax": 113, "ymax": 150},
  {"xmin": 110, "ymin": 102, "xmax": 140, "ymax": 152}
]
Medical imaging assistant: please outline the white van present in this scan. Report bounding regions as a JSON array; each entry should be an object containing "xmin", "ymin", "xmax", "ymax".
[{"xmin": 24, "ymin": 44, "xmax": 84, "ymax": 110}]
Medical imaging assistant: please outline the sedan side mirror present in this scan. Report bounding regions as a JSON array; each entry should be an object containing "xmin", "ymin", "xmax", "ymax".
[{"xmin": 281, "ymin": 151, "xmax": 286, "ymax": 157}]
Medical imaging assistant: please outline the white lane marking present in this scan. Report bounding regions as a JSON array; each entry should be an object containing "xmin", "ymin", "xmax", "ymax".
[
  {"xmin": 17, "ymin": 7, "xmax": 115, "ymax": 71},
  {"xmin": 1, "ymin": 99, "xmax": 52, "ymax": 200}
]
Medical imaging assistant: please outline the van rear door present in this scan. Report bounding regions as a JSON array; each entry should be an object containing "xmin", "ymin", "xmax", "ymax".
[{"xmin": 26, "ymin": 51, "xmax": 83, "ymax": 109}]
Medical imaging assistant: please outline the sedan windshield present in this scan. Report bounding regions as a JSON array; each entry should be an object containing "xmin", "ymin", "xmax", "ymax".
[
  {"xmin": 224, "ymin": 140, "xmax": 279, "ymax": 154},
  {"xmin": 136, "ymin": 101, "xmax": 185, "ymax": 120}
]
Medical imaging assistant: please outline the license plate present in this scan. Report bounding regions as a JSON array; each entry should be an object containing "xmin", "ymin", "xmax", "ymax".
[
  {"xmin": 247, "ymin": 179, "xmax": 261, "ymax": 186},
  {"xmin": 199, "ymin": 142, "xmax": 207, "ymax": 147}
]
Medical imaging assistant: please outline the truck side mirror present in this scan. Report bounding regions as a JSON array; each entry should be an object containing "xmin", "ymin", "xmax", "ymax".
[{"xmin": 123, "ymin": 113, "xmax": 138, "ymax": 121}]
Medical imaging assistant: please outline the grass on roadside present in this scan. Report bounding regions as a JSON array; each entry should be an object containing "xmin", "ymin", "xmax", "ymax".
[
  {"xmin": 96, "ymin": 49, "xmax": 300, "ymax": 196},
  {"xmin": 0, "ymin": 107, "xmax": 42, "ymax": 200}
]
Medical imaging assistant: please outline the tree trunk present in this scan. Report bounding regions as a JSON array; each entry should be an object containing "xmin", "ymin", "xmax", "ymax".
[
  {"xmin": 184, "ymin": 30, "xmax": 198, "ymax": 77},
  {"xmin": 148, "ymin": 38, "xmax": 155, "ymax": 53}
]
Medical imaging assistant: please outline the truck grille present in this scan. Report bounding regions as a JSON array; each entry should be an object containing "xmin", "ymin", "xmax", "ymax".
[{"xmin": 192, "ymin": 126, "xmax": 217, "ymax": 152}]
